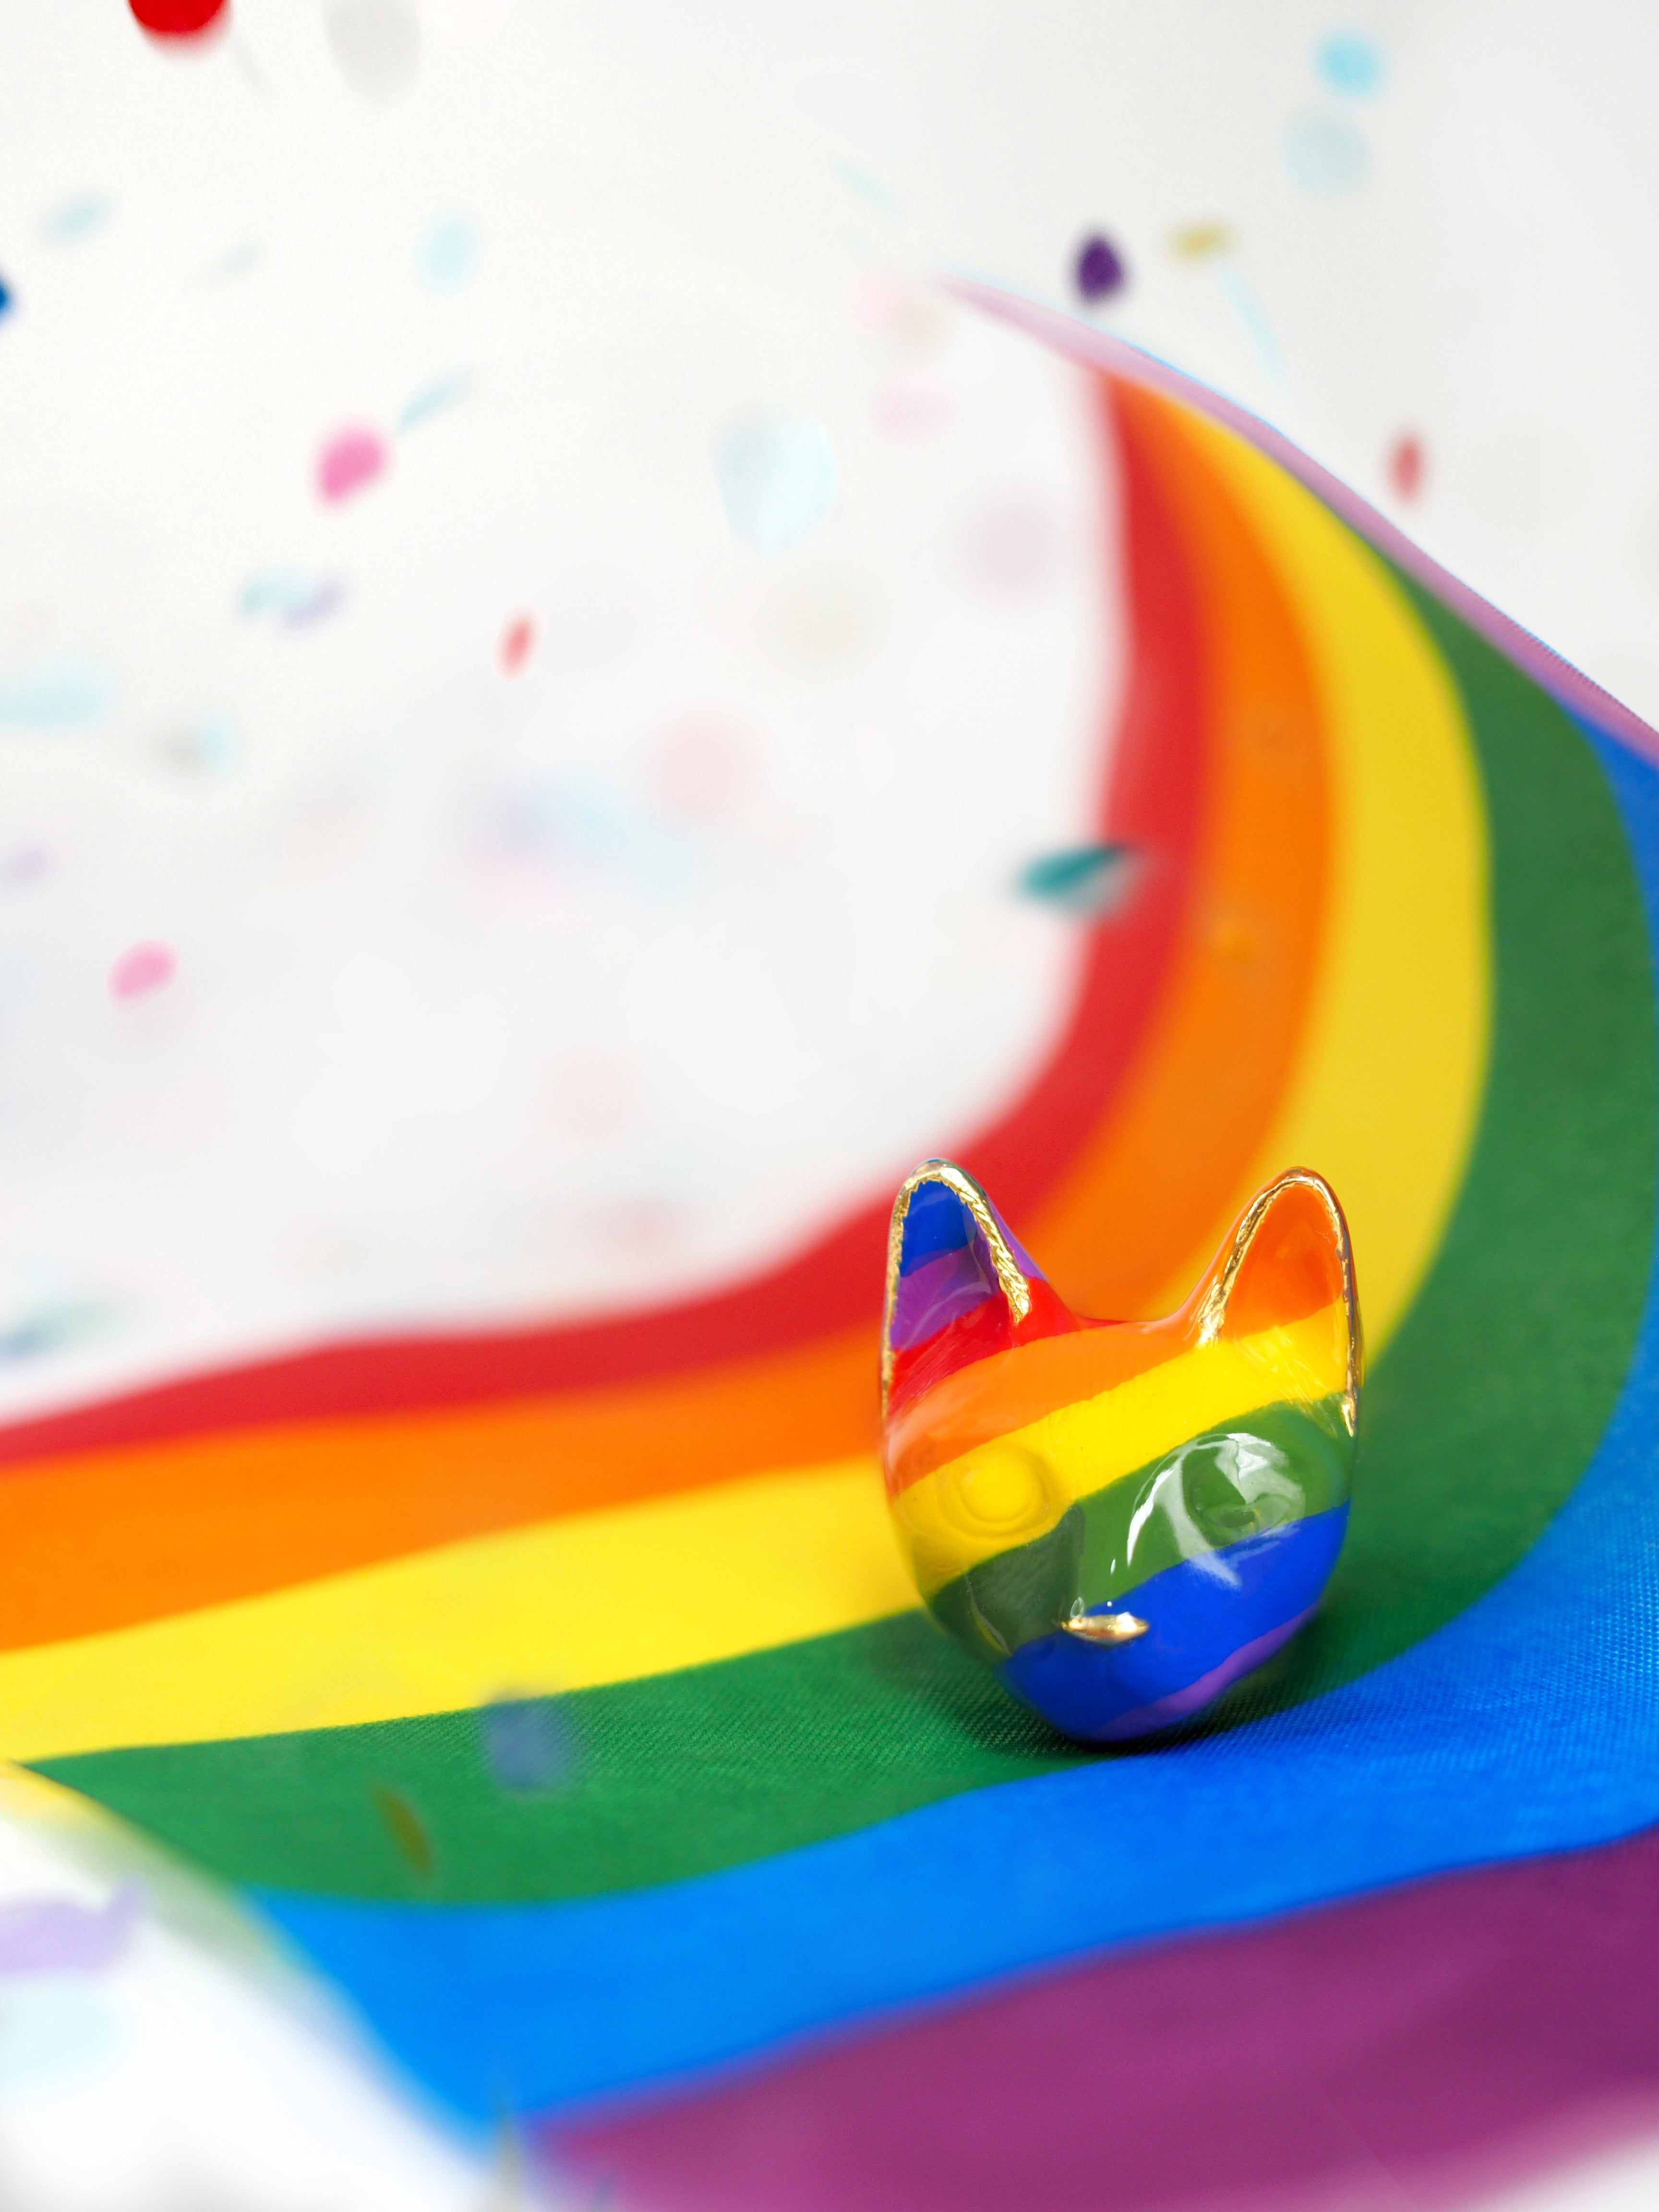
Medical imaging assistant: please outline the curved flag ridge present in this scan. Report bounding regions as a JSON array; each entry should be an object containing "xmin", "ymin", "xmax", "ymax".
[{"xmin": 5, "ymin": 297, "xmax": 1658, "ymax": 2204}]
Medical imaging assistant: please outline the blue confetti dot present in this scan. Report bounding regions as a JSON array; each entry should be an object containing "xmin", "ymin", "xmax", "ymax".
[
  {"xmin": 716, "ymin": 413, "xmax": 838, "ymax": 557},
  {"xmin": 1283, "ymin": 111, "xmax": 1371, "ymax": 197},
  {"xmin": 480, "ymin": 1697, "xmax": 573, "ymax": 1793},
  {"xmin": 1315, "ymin": 30, "xmax": 1384, "ymax": 97}
]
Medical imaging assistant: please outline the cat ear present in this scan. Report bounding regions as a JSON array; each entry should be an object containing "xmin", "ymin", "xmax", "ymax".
[
  {"xmin": 1193, "ymin": 1168, "xmax": 1361, "ymax": 1429},
  {"xmin": 882, "ymin": 1162, "xmax": 1071, "ymax": 1416}
]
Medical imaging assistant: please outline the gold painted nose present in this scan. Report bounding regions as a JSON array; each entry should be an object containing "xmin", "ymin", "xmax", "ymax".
[{"xmin": 1060, "ymin": 1611, "xmax": 1149, "ymax": 1647}]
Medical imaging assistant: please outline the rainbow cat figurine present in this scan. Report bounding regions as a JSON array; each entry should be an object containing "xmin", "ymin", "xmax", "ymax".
[{"xmin": 881, "ymin": 1161, "xmax": 1361, "ymax": 1742}]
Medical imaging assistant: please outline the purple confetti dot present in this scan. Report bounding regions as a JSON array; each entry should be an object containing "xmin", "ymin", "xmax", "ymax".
[
  {"xmin": 1073, "ymin": 233, "xmax": 1127, "ymax": 304},
  {"xmin": 0, "ymin": 1884, "xmax": 141, "ymax": 1975}
]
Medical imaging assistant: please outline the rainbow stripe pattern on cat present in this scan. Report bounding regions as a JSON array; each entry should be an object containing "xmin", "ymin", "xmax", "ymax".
[
  {"xmin": 5, "ymin": 292, "xmax": 1659, "ymax": 2208},
  {"xmin": 882, "ymin": 1160, "xmax": 1360, "ymax": 1739}
]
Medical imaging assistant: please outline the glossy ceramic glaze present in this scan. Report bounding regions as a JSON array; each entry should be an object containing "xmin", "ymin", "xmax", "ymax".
[{"xmin": 881, "ymin": 1161, "xmax": 1361, "ymax": 1741}]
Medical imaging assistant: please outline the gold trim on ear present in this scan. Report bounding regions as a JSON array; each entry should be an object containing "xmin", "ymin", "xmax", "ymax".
[
  {"xmin": 881, "ymin": 1159, "xmax": 1033, "ymax": 1414},
  {"xmin": 1193, "ymin": 1167, "xmax": 1362, "ymax": 1434}
]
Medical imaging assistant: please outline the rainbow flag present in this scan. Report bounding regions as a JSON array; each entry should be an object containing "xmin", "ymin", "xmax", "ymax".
[{"xmin": 5, "ymin": 291, "xmax": 1659, "ymax": 2207}]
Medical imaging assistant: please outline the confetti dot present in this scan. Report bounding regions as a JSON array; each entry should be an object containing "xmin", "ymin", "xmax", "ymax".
[
  {"xmin": 849, "ymin": 274, "xmax": 949, "ymax": 355},
  {"xmin": 1018, "ymin": 844, "xmax": 1139, "ymax": 919},
  {"xmin": 588, "ymin": 1196, "xmax": 688, "ymax": 1260},
  {"xmin": 240, "ymin": 572, "xmax": 343, "ymax": 627},
  {"xmin": 874, "ymin": 379, "xmax": 951, "ymax": 437},
  {"xmin": 1073, "ymin": 233, "xmax": 1127, "ymax": 304},
  {"xmin": 40, "ymin": 195, "xmax": 110, "ymax": 245},
  {"xmin": 0, "ymin": 845, "xmax": 50, "ymax": 889},
  {"xmin": 109, "ymin": 941, "xmax": 175, "ymax": 999},
  {"xmin": 129, "ymin": 0, "xmax": 228, "ymax": 35},
  {"xmin": 1218, "ymin": 268, "xmax": 1285, "ymax": 381},
  {"xmin": 1389, "ymin": 433, "xmax": 1425, "ymax": 500},
  {"xmin": 500, "ymin": 613, "xmax": 535, "ymax": 674},
  {"xmin": 650, "ymin": 723, "xmax": 751, "ymax": 818},
  {"xmin": 716, "ymin": 413, "xmax": 837, "ymax": 557},
  {"xmin": 0, "ymin": 1299, "xmax": 114, "ymax": 1362},
  {"xmin": 152, "ymin": 715, "xmax": 239, "ymax": 774},
  {"xmin": 479, "ymin": 1697, "xmax": 572, "ymax": 1794},
  {"xmin": 0, "ymin": 1887, "xmax": 140, "ymax": 1977},
  {"xmin": 373, "ymin": 1784, "xmax": 435, "ymax": 1878},
  {"xmin": 1316, "ymin": 30, "xmax": 1385, "ymax": 97},
  {"xmin": 397, "ymin": 369, "xmax": 473, "ymax": 431},
  {"xmin": 417, "ymin": 213, "xmax": 479, "ymax": 291},
  {"xmin": 202, "ymin": 239, "xmax": 260, "ymax": 286},
  {"xmin": 963, "ymin": 496, "xmax": 1062, "ymax": 594},
  {"xmin": 1283, "ymin": 112, "xmax": 1370, "ymax": 196},
  {"xmin": 836, "ymin": 162, "xmax": 900, "ymax": 216},
  {"xmin": 0, "ymin": 655, "xmax": 111, "ymax": 729},
  {"xmin": 325, "ymin": 0, "xmax": 419, "ymax": 100},
  {"xmin": 316, "ymin": 426, "xmax": 388, "ymax": 504},
  {"xmin": 1169, "ymin": 220, "xmax": 1234, "ymax": 262}
]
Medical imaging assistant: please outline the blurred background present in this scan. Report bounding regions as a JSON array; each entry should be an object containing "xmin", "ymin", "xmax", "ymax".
[{"xmin": 0, "ymin": 0, "xmax": 1657, "ymax": 2203}]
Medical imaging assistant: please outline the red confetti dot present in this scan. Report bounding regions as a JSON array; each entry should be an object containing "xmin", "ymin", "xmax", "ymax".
[
  {"xmin": 500, "ymin": 613, "xmax": 535, "ymax": 674},
  {"xmin": 316, "ymin": 426, "xmax": 389, "ymax": 504},
  {"xmin": 129, "ymin": 0, "xmax": 229, "ymax": 36},
  {"xmin": 1389, "ymin": 433, "xmax": 1425, "ymax": 501},
  {"xmin": 110, "ymin": 941, "xmax": 176, "ymax": 999}
]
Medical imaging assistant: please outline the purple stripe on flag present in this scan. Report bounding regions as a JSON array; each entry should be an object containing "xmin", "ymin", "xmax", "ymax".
[{"xmin": 549, "ymin": 1822, "xmax": 1659, "ymax": 2212}]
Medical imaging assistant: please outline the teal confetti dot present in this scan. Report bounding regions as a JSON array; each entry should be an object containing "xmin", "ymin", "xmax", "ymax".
[
  {"xmin": 398, "ymin": 369, "xmax": 473, "ymax": 430},
  {"xmin": 1018, "ymin": 843, "xmax": 1139, "ymax": 919},
  {"xmin": 41, "ymin": 195, "xmax": 111, "ymax": 245},
  {"xmin": 0, "ymin": 655, "xmax": 111, "ymax": 729}
]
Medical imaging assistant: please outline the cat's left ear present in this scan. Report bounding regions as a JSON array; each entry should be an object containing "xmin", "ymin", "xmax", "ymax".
[
  {"xmin": 1194, "ymin": 1168, "xmax": 1361, "ymax": 1431},
  {"xmin": 881, "ymin": 1161, "xmax": 1054, "ymax": 1415}
]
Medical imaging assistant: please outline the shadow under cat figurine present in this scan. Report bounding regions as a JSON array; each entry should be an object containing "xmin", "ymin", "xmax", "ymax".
[{"xmin": 881, "ymin": 1160, "xmax": 1361, "ymax": 1742}]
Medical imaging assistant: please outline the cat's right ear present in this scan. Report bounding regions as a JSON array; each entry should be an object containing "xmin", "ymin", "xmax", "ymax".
[{"xmin": 1193, "ymin": 1168, "xmax": 1360, "ymax": 1430}]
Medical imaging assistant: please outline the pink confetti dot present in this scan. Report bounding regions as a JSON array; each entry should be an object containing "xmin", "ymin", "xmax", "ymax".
[
  {"xmin": 316, "ymin": 426, "xmax": 389, "ymax": 504},
  {"xmin": 1389, "ymin": 433, "xmax": 1425, "ymax": 501},
  {"xmin": 110, "ymin": 942, "xmax": 176, "ymax": 999},
  {"xmin": 874, "ymin": 380, "xmax": 951, "ymax": 438},
  {"xmin": 650, "ymin": 722, "xmax": 751, "ymax": 819},
  {"xmin": 500, "ymin": 613, "xmax": 535, "ymax": 674}
]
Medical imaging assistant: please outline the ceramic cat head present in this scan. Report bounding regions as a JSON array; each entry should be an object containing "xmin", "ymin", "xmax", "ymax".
[{"xmin": 880, "ymin": 1162, "xmax": 1360, "ymax": 1742}]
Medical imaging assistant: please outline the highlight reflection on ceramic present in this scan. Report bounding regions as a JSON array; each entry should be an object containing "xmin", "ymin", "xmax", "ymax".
[{"xmin": 881, "ymin": 1160, "xmax": 1361, "ymax": 1741}]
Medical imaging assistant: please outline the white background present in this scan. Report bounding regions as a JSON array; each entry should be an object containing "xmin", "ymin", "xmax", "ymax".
[{"xmin": 0, "ymin": 1, "xmax": 1656, "ymax": 2204}]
